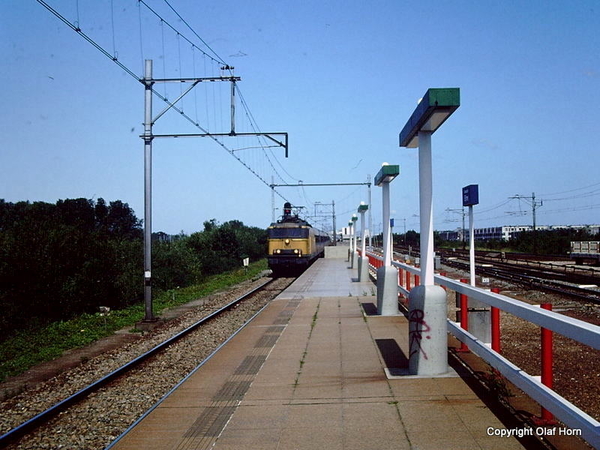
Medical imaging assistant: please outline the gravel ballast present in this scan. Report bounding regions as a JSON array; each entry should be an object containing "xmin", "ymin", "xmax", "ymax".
[{"xmin": 0, "ymin": 276, "xmax": 293, "ymax": 449}]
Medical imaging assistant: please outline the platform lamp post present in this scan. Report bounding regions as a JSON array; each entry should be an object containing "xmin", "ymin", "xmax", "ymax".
[
  {"xmin": 357, "ymin": 202, "xmax": 369, "ymax": 281},
  {"xmin": 375, "ymin": 163, "xmax": 400, "ymax": 315},
  {"xmin": 347, "ymin": 220, "xmax": 354, "ymax": 263},
  {"xmin": 399, "ymin": 88, "xmax": 460, "ymax": 376},
  {"xmin": 350, "ymin": 214, "xmax": 358, "ymax": 268}
]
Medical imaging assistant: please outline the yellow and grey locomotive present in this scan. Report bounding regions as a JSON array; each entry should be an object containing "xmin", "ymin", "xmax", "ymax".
[{"xmin": 267, "ymin": 203, "xmax": 330, "ymax": 276}]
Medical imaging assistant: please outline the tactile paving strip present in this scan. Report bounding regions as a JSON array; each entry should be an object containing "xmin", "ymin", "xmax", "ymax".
[
  {"xmin": 183, "ymin": 406, "xmax": 237, "ymax": 438},
  {"xmin": 212, "ymin": 380, "xmax": 252, "ymax": 401},
  {"xmin": 176, "ymin": 297, "xmax": 301, "ymax": 449},
  {"xmin": 234, "ymin": 355, "xmax": 267, "ymax": 375},
  {"xmin": 254, "ymin": 334, "xmax": 279, "ymax": 348}
]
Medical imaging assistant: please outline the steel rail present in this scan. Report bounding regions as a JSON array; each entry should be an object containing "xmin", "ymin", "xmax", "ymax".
[
  {"xmin": 445, "ymin": 259, "xmax": 600, "ymax": 304},
  {"xmin": 437, "ymin": 248, "xmax": 598, "ymax": 278},
  {"xmin": 374, "ymin": 246, "xmax": 599, "ymax": 300},
  {"xmin": 104, "ymin": 278, "xmax": 290, "ymax": 449},
  {"xmin": 477, "ymin": 259, "xmax": 600, "ymax": 286},
  {"xmin": 0, "ymin": 278, "xmax": 275, "ymax": 448}
]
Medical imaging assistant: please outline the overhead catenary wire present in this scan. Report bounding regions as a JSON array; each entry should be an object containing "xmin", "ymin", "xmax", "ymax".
[
  {"xmin": 137, "ymin": 1, "xmax": 144, "ymax": 68},
  {"xmin": 138, "ymin": 0, "xmax": 223, "ymax": 66},
  {"xmin": 74, "ymin": 0, "xmax": 81, "ymax": 29},
  {"xmin": 36, "ymin": 0, "xmax": 140, "ymax": 81},
  {"xmin": 148, "ymin": 1, "xmax": 335, "ymax": 216},
  {"xmin": 177, "ymin": 32, "xmax": 184, "ymax": 111},
  {"xmin": 160, "ymin": 19, "xmax": 168, "ymax": 98},
  {"xmin": 161, "ymin": 0, "xmax": 227, "ymax": 66},
  {"xmin": 154, "ymin": 0, "xmax": 298, "ymax": 189},
  {"xmin": 36, "ymin": 0, "xmax": 293, "ymax": 205},
  {"xmin": 110, "ymin": 0, "xmax": 117, "ymax": 59},
  {"xmin": 235, "ymin": 85, "xmax": 293, "ymax": 184},
  {"xmin": 540, "ymin": 181, "xmax": 600, "ymax": 197},
  {"xmin": 443, "ymin": 180, "xmax": 600, "ymax": 228},
  {"xmin": 192, "ymin": 46, "xmax": 199, "ymax": 124},
  {"xmin": 541, "ymin": 188, "xmax": 600, "ymax": 202}
]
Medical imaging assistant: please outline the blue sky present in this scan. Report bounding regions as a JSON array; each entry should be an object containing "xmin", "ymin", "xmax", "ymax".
[{"xmin": 1, "ymin": 1, "xmax": 599, "ymax": 235}]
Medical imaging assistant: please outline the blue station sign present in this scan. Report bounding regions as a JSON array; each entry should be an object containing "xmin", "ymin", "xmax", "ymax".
[{"xmin": 462, "ymin": 184, "xmax": 479, "ymax": 207}]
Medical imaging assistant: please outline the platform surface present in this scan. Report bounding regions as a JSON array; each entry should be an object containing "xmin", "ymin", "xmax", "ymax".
[{"xmin": 111, "ymin": 257, "xmax": 523, "ymax": 450}]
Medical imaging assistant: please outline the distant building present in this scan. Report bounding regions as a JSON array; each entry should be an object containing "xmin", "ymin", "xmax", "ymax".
[
  {"xmin": 545, "ymin": 224, "xmax": 600, "ymax": 235},
  {"xmin": 152, "ymin": 231, "xmax": 178, "ymax": 242},
  {"xmin": 437, "ymin": 229, "xmax": 461, "ymax": 241},
  {"xmin": 438, "ymin": 224, "xmax": 600, "ymax": 242},
  {"xmin": 472, "ymin": 225, "xmax": 532, "ymax": 241},
  {"xmin": 339, "ymin": 226, "xmax": 352, "ymax": 242}
]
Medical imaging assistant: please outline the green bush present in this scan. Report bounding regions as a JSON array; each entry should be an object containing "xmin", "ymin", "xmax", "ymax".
[
  {"xmin": 0, "ymin": 199, "xmax": 268, "ymax": 343},
  {"xmin": 0, "ymin": 199, "xmax": 143, "ymax": 339},
  {"xmin": 0, "ymin": 260, "xmax": 267, "ymax": 382}
]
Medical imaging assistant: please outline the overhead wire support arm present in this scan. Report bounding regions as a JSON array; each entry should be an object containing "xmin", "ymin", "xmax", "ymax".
[
  {"xmin": 231, "ymin": 78, "xmax": 236, "ymax": 135},
  {"xmin": 151, "ymin": 132, "xmax": 289, "ymax": 157},
  {"xmin": 151, "ymin": 80, "xmax": 200, "ymax": 124},
  {"xmin": 140, "ymin": 75, "xmax": 241, "ymax": 125},
  {"xmin": 150, "ymin": 76, "xmax": 241, "ymax": 83},
  {"xmin": 140, "ymin": 72, "xmax": 289, "ymax": 157},
  {"xmin": 270, "ymin": 182, "xmax": 371, "ymax": 187},
  {"xmin": 261, "ymin": 133, "xmax": 288, "ymax": 157}
]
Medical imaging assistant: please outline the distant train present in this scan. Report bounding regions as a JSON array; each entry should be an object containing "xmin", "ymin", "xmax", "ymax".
[
  {"xmin": 570, "ymin": 241, "xmax": 600, "ymax": 265},
  {"xmin": 267, "ymin": 202, "xmax": 331, "ymax": 276}
]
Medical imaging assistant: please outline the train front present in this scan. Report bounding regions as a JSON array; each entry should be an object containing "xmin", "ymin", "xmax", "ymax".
[{"xmin": 267, "ymin": 202, "xmax": 314, "ymax": 275}]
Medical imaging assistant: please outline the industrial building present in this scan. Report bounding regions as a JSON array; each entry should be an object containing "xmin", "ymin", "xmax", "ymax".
[{"xmin": 440, "ymin": 224, "xmax": 600, "ymax": 242}]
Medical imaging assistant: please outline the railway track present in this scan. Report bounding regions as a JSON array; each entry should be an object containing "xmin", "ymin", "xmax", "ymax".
[
  {"xmin": 399, "ymin": 246, "xmax": 598, "ymax": 277},
  {"xmin": 449, "ymin": 250, "xmax": 599, "ymax": 279},
  {"xmin": 442, "ymin": 258, "xmax": 600, "ymax": 304},
  {"xmin": 389, "ymin": 246, "xmax": 600, "ymax": 303},
  {"xmin": 0, "ymin": 276, "xmax": 295, "ymax": 449}
]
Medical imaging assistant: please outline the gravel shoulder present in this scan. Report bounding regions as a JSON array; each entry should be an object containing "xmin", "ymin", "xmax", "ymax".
[{"xmin": 0, "ymin": 274, "xmax": 287, "ymax": 449}]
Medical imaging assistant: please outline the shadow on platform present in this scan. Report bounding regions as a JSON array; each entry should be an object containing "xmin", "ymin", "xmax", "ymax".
[
  {"xmin": 376, "ymin": 338, "xmax": 409, "ymax": 371},
  {"xmin": 360, "ymin": 302, "xmax": 378, "ymax": 316}
]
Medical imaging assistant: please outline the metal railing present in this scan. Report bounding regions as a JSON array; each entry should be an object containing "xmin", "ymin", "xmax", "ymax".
[{"xmin": 365, "ymin": 250, "xmax": 600, "ymax": 448}]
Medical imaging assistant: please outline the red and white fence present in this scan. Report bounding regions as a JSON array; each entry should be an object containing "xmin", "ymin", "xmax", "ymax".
[{"xmin": 364, "ymin": 250, "xmax": 600, "ymax": 447}]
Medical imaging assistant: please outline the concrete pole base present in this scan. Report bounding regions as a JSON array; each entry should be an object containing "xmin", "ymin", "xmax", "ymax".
[
  {"xmin": 376, "ymin": 266, "xmax": 399, "ymax": 315},
  {"xmin": 358, "ymin": 256, "xmax": 369, "ymax": 282},
  {"xmin": 350, "ymin": 251, "xmax": 357, "ymax": 269},
  {"xmin": 408, "ymin": 285, "xmax": 448, "ymax": 376}
]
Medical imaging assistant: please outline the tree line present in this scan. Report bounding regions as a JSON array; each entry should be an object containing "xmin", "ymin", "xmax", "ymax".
[{"xmin": 0, "ymin": 198, "xmax": 266, "ymax": 341}]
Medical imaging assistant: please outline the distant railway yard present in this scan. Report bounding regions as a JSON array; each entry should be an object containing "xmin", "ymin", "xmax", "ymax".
[
  {"xmin": 436, "ymin": 248, "xmax": 600, "ymax": 437},
  {"xmin": 439, "ymin": 248, "xmax": 600, "ymax": 304}
]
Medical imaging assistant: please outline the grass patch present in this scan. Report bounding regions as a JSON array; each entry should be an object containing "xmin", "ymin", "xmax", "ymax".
[
  {"xmin": 0, "ymin": 260, "xmax": 268, "ymax": 383},
  {"xmin": 294, "ymin": 300, "xmax": 320, "ymax": 387}
]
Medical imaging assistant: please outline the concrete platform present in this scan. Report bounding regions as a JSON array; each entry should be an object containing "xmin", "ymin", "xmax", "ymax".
[
  {"xmin": 110, "ymin": 258, "xmax": 524, "ymax": 450},
  {"xmin": 324, "ymin": 244, "xmax": 350, "ymax": 259}
]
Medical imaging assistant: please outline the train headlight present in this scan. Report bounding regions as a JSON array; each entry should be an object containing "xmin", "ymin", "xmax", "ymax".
[
  {"xmin": 285, "ymin": 239, "xmax": 290, "ymax": 245},
  {"xmin": 294, "ymin": 249, "xmax": 298, "ymax": 254}
]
